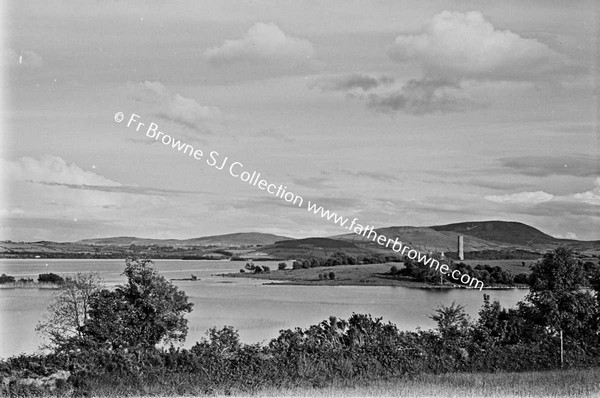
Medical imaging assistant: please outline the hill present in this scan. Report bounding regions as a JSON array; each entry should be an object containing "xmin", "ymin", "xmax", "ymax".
[
  {"xmin": 78, "ymin": 232, "xmax": 291, "ymax": 247},
  {"xmin": 3, "ymin": 221, "xmax": 599, "ymax": 259},
  {"xmin": 256, "ymin": 237, "xmax": 380, "ymax": 259},
  {"xmin": 429, "ymin": 221, "xmax": 559, "ymax": 249},
  {"xmin": 332, "ymin": 226, "xmax": 510, "ymax": 252}
]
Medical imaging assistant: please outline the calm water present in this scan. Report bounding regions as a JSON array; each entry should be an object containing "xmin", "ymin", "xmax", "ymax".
[{"xmin": 0, "ymin": 259, "xmax": 527, "ymax": 359}]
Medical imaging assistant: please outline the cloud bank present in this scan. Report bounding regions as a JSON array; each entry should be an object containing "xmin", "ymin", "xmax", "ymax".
[
  {"xmin": 3, "ymin": 155, "xmax": 120, "ymax": 186},
  {"xmin": 313, "ymin": 11, "xmax": 571, "ymax": 115},
  {"xmin": 485, "ymin": 191, "xmax": 554, "ymax": 205}
]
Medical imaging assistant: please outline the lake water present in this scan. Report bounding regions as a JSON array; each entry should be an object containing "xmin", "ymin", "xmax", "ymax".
[{"xmin": 0, "ymin": 259, "xmax": 527, "ymax": 359}]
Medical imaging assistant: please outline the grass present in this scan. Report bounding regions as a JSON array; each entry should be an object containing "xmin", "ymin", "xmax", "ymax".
[
  {"xmin": 232, "ymin": 367, "xmax": 600, "ymax": 397},
  {"xmin": 222, "ymin": 261, "xmax": 529, "ymax": 289}
]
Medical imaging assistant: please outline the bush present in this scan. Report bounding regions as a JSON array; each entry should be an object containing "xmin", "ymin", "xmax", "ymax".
[
  {"xmin": 38, "ymin": 273, "xmax": 64, "ymax": 284},
  {"xmin": 329, "ymin": 272, "xmax": 335, "ymax": 280},
  {"xmin": 277, "ymin": 262, "xmax": 287, "ymax": 270},
  {"xmin": 0, "ymin": 273, "xmax": 15, "ymax": 283},
  {"xmin": 514, "ymin": 273, "xmax": 529, "ymax": 284},
  {"xmin": 263, "ymin": 266, "xmax": 271, "ymax": 273}
]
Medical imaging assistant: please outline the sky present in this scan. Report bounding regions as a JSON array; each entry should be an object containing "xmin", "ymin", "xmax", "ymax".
[{"xmin": 1, "ymin": 0, "xmax": 599, "ymax": 242}]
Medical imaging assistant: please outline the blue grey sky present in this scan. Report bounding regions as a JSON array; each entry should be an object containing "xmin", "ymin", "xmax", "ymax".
[{"xmin": 1, "ymin": 0, "xmax": 598, "ymax": 241}]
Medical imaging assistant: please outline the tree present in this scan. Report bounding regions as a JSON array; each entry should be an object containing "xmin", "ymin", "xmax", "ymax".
[
  {"xmin": 525, "ymin": 247, "xmax": 599, "ymax": 340},
  {"xmin": 0, "ymin": 273, "xmax": 15, "ymax": 283},
  {"xmin": 36, "ymin": 272, "xmax": 103, "ymax": 350},
  {"xmin": 38, "ymin": 273, "xmax": 65, "ymax": 284},
  {"xmin": 85, "ymin": 258, "xmax": 193, "ymax": 350},
  {"xmin": 529, "ymin": 247, "xmax": 585, "ymax": 293},
  {"xmin": 430, "ymin": 301, "xmax": 470, "ymax": 339}
]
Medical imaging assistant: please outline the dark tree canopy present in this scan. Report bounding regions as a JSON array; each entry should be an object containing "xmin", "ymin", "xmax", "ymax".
[
  {"xmin": 525, "ymin": 247, "xmax": 599, "ymax": 338},
  {"xmin": 85, "ymin": 258, "xmax": 193, "ymax": 349},
  {"xmin": 529, "ymin": 247, "xmax": 586, "ymax": 293}
]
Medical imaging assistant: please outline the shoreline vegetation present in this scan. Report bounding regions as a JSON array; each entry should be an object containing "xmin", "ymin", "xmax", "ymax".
[
  {"xmin": 0, "ymin": 272, "xmax": 65, "ymax": 289},
  {"xmin": 0, "ymin": 281, "xmax": 61, "ymax": 289},
  {"xmin": 2, "ymin": 249, "xmax": 600, "ymax": 397},
  {"xmin": 217, "ymin": 262, "xmax": 531, "ymax": 290}
]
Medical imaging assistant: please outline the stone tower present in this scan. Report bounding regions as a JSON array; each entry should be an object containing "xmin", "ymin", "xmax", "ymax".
[{"xmin": 458, "ymin": 235, "xmax": 464, "ymax": 261}]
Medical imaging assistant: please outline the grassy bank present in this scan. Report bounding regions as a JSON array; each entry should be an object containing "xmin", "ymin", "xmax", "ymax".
[
  {"xmin": 250, "ymin": 367, "xmax": 600, "ymax": 397},
  {"xmin": 82, "ymin": 367, "xmax": 600, "ymax": 397},
  {"xmin": 220, "ymin": 262, "xmax": 526, "ymax": 289}
]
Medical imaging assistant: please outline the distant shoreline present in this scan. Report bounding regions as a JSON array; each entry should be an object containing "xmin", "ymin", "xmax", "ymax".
[
  {"xmin": 216, "ymin": 262, "xmax": 529, "ymax": 290},
  {"xmin": 0, "ymin": 282, "xmax": 61, "ymax": 289}
]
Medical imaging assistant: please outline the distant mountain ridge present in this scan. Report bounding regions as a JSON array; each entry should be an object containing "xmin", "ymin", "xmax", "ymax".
[
  {"xmin": 3, "ymin": 221, "xmax": 599, "ymax": 259},
  {"xmin": 430, "ymin": 221, "xmax": 560, "ymax": 248},
  {"xmin": 78, "ymin": 232, "xmax": 292, "ymax": 247},
  {"xmin": 332, "ymin": 226, "xmax": 509, "ymax": 252},
  {"xmin": 259, "ymin": 221, "xmax": 600, "ymax": 259}
]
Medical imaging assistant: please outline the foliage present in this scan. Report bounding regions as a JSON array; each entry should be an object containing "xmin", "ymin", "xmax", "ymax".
[
  {"xmin": 4, "ymin": 248, "xmax": 600, "ymax": 396},
  {"xmin": 291, "ymin": 252, "xmax": 401, "ymax": 270},
  {"xmin": 38, "ymin": 273, "xmax": 64, "ymax": 284},
  {"xmin": 430, "ymin": 301, "xmax": 470, "ymax": 340},
  {"xmin": 524, "ymin": 247, "xmax": 599, "ymax": 339},
  {"xmin": 84, "ymin": 258, "xmax": 193, "ymax": 350},
  {"xmin": 0, "ymin": 273, "xmax": 15, "ymax": 283},
  {"xmin": 36, "ymin": 273, "xmax": 103, "ymax": 350}
]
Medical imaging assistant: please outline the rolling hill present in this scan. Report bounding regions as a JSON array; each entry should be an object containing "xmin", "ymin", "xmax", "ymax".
[
  {"xmin": 429, "ymin": 221, "xmax": 559, "ymax": 249},
  {"xmin": 78, "ymin": 232, "xmax": 292, "ymax": 247},
  {"xmin": 3, "ymin": 221, "xmax": 599, "ymax": 259},
  {"xmin": 332, "ymin": 226, "xmax": 510, "ymax": 252},
  {"xmin": 258, "ymin": 237, "xmax": 379, "ymax": 259}
]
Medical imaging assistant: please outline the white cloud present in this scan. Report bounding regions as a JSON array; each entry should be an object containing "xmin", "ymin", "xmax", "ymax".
[
  {"xmin": 570, "ymin": 177, "xmax": 600, "ymax": 205},
  {"xmin": 389, "ymin": 11, "xmax": 565, "ymax": 81},
  {"xmin": 2, "ymin": 155, "xmax": 120, "ymax": 186},
  {"xmin": 136, "ymin": 81, "xmax": 221, "ymax": 132},
  {"xmin": 205, "ymin": 22, "xmax": 314, "ymax": 65},
  {"xmin": 485, "ymin": 191, "xmax": 554, "ymax": 204}
]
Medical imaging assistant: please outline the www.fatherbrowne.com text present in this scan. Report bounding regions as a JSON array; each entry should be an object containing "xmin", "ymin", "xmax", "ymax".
[{"xmin": 115, "ymin": 112, "xmax": 484, "ymax": 290}]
